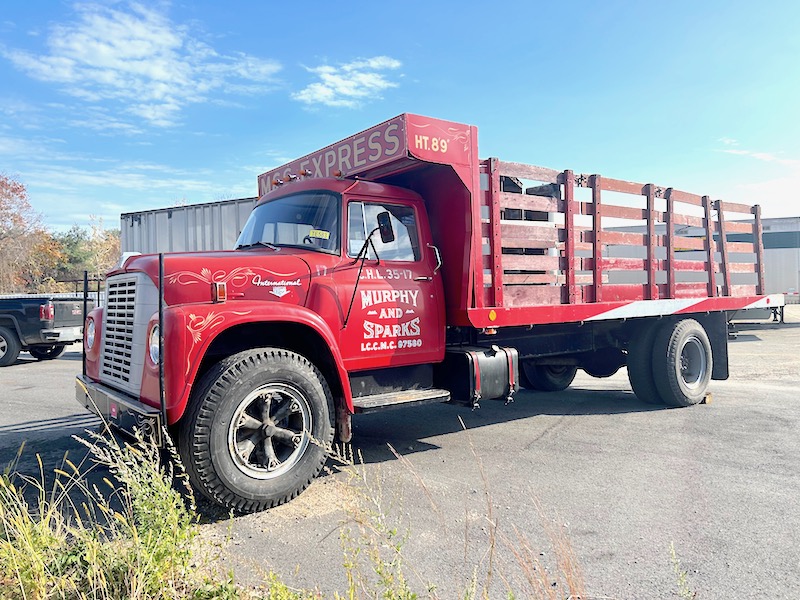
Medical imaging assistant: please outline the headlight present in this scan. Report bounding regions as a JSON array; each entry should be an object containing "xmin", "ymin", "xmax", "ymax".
[
  {"xmin": 86, "ymin": 318, "xmax": 96, "ymax": 350},
  {"xmin": 148, "ymin": 325, "xmax": 160, "ymax": 364}
]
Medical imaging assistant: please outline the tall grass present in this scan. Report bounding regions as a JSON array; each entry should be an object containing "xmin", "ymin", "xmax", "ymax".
[{"xmin": 0, "ymin": 430, "xmax": 228, "ymax": 599}]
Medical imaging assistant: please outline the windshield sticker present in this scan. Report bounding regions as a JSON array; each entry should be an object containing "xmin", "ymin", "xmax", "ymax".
[{"xmin": 308, "ymin": 229, "xmax": 330, "ymax": 240}]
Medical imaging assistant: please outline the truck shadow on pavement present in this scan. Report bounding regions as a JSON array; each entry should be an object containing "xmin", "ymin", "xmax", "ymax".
[
  {"xmin": 0, "ymin": 389, "xmax": 668, "ymax": 521},
  {"xmin": 347, "ymin": 387, "xmax": 663, "ymax": 465}
]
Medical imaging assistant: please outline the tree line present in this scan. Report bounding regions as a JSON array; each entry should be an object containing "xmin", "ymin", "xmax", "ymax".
[{"xmin": 0, "ymin": 174, "xmax": 120, "ymax": 294}]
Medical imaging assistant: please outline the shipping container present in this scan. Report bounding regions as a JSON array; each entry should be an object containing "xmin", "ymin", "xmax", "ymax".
[
  {"xmin": 761, "ymin": 217, "xmax": 800, "ymax": 302},
  {"xmin": 120, "ymin": 197, "xmax": 257, "ymax": 254}
]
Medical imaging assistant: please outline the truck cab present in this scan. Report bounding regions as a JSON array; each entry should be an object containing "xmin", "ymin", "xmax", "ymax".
[{"xmin": 235, "ymin": 177, "xmax": 445, "ymax": 372}]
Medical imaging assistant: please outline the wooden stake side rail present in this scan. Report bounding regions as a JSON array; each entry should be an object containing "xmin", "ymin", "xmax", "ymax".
[{"xmin": 477, "ymin": 159, "xmax": 766, "ymax": 312}]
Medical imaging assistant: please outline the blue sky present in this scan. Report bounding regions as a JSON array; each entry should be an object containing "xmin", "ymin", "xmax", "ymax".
[{"xmin": 1, "ymin": 0, "xmax": 799, "ymax": 231}]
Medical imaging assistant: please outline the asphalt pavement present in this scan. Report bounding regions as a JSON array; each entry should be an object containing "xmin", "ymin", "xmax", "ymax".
[{"xmin": 1, "ymin": 309, "xmax": 798, "ymax": 599}]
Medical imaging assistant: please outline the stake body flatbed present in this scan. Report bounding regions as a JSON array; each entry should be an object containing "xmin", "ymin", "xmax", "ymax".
[{"xmin": 259, "ymin": 113, "xmax": 781, "ymax": 329}]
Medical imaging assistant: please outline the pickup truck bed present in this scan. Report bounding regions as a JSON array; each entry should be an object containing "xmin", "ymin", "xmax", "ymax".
[{"xmin": 0, "ymin": 295, "xmax": 91, "ymax": 366}]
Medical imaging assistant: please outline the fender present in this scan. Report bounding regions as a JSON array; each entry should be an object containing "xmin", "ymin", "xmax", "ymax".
[
  {"xmin": 0, "ymin": 315, "xmax": 23, "ymax": 343},
  {"xmin": 139, "ymin": 301, "xmax": 353, "ymax": 424}
]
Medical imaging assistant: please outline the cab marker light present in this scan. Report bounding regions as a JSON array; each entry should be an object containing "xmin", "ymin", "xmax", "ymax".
[{"xmin": 213, "ymin": 282, "xmax": 227, "ymax": 303}]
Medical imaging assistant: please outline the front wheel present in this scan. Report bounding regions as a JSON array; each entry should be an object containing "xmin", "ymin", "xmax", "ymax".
[
  {"xmin": 0, "ymin": 327, "xmax": 21, "ymax": 367},
  {"xmin": 29, "ymin": 344, "xmax": 67, "ymax": 360},
  {"xmin": 521, "ymin": 362, "xmax": 577, "ymax": 392},
  {"xmin": 651, "ymin": 319, "xmax": 712, "ymax": 407},
  {"xmin": 178, "ymin": 348, "xmax": 334, "ymax": 513}
]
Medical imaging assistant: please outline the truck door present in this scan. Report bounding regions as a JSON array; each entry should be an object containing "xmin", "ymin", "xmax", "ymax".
[{"xmin": 335, "ymin": 199, "xmax": 444, "ymax": 371}]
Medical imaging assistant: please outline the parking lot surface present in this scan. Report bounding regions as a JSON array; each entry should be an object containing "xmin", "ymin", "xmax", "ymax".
[{"xmin": 1, "ymin": 308, "xmax": 798, "ymax": 598}]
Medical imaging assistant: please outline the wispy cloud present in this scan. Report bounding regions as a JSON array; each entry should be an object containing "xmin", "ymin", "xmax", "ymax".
[
  {"xmin": 1, "ymin": 2, "xmax": 281, "ymax": 127},
  {"xmin": 292, "ymin": 56, "xmax": 402, "ymax": 108},
  {"xmin": 31, "ymin": 164, "xmax": 212, "ymax": 194},
  {"xmin": 721, "ymin": 147, "xmax": 800, "ymax": 167}
]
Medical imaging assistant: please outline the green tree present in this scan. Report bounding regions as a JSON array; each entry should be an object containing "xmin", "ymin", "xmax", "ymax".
[{"xmin": 53, "ymin": 225, "xmax": 91, "ymax": 283}]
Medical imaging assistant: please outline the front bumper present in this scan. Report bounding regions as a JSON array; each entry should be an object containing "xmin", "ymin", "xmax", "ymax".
[{"xmin": 75, "ymin": 375, "xmax": 163, "ymax": 446}]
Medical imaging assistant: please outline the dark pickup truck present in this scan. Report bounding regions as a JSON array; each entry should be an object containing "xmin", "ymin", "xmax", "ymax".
[{"xmin": 0, "ymin": 295, "xmax": 92, "ymax": 366}]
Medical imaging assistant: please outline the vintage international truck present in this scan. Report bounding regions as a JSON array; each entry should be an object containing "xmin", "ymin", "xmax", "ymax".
[{"xmin": 76, "ymin": 114, "xmax": 783, "ymax": 512}]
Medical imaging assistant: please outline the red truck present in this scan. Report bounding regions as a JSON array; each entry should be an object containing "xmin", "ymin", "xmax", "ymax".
[{"xmin": 76, "ymin": 114, "xmax": 783, "ymax": 513}]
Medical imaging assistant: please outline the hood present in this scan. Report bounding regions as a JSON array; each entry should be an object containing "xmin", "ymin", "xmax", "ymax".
[{"xmin": 120, "ymin": 251, "xmax": 312, "ymax": 306}]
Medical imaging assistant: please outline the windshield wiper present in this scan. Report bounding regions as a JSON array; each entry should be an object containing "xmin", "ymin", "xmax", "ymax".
[{"xmin": 235, "ymin": 241, "xmax": 278, "ymax": 251}]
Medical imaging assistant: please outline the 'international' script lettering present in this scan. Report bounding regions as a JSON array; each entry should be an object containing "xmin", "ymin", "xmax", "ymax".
[{"xmin": 252, "ymin": 275, "xmax": 301, "ymax": 287}]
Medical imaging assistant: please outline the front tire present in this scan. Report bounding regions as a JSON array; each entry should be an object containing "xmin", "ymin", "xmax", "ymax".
[
  {"xmin": 178, "ymin": 348, "xmax": 334, "ymax": 513},
  {"xmin": 29, "ymin": 344, "xmax": 67, "ymax": 360},
  {"xmin": 0, "ymin": 327, "xmax": 21, "ymax": 367},
  {"xmin": 651, "ymin": 319, "xmax": 712, "ymax": 407}
]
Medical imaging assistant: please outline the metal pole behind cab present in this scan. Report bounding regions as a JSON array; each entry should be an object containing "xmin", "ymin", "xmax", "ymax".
[
  {"xmin": 158, "ymin": 254, "xmax": 167, "ymax": 430},
  {"xmin": 82, "ymin": 270, "xmax": 88, "ymax": 377}
]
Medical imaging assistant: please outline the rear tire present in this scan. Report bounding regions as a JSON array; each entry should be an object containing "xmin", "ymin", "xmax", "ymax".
[
  {"xmin": 177, "ymin": 348, "xmax": 334, "ymax": 513},
  {"xmin": 521, "ymin": 362, "xmax": 577, "ymax": 392},
  {"xmin": 0, "ymin": 327, "xmax": 21, "ymax": 367},
  {"xmin": 651, "ymin": 319, "xmax": 712, "ymax": 407},
  {"xmin": 626, "ymin": 322, "xmax": 664, "ymax": 404},
  {"xmin": 29, "ymin": 344, "xmax": 67, "ymax": 360}
]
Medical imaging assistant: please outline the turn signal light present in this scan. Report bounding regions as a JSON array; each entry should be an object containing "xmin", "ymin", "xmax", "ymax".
[{"xmin": 213, "ymin": 282, "xmax": 227, "ymax": 303}]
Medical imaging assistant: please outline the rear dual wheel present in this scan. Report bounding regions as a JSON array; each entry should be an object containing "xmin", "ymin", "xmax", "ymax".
[{"xmin": 627, "ymin": 319, "xmax": 712, "ymax": 407}]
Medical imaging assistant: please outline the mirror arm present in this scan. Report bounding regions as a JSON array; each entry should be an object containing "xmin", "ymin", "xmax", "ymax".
[{"xmin": 343, "ymin": 227, "xmax": 380, "ymax": 328}]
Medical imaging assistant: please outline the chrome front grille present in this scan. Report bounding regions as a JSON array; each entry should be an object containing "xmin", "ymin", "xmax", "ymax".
[
  {"xmin": 102, "ymin": 279, "xmax": 137, "ymax": 384},
  {"xmin": 99, "ymin": 272, "xmax": 158, "ymax": 397}
]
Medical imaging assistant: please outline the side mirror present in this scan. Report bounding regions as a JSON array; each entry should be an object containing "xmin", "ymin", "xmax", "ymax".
[{"xmin": 376, "ymin": 211, "xmax": 395, "ymax": 244}]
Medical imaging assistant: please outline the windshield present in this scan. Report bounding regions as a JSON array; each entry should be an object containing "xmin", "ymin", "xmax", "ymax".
[{"xmin": 235, "ymin": 191, "xmax": 341, "ymax": 254}]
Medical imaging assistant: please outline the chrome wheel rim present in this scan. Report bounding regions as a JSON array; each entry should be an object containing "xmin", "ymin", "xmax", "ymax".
[
  {"xmin": 227, "ymin": 383, "xmax": 312, "ymax": 480},
  {"xmin": 680, "ymin": 336, "xmax": 707, "ymax": 389},
  {"xmin": 0, "ymin": 337, "xmax": 6, "ymax": 359}
]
